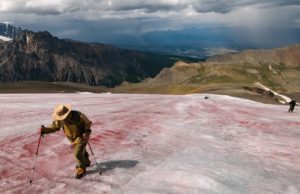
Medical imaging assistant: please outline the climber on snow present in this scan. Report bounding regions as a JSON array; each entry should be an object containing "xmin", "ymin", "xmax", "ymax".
[{"xmin": 40, "ymin": 104, "xmax": 92, "ymax": 179}]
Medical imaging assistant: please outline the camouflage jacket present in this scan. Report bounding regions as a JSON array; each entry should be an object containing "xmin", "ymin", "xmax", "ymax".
[{"xmin": 43, "ymin": 110, "xmax": 92, "ymax": 144}]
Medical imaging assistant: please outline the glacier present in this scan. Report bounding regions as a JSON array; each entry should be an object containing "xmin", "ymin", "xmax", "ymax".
[{"xmin": 0, "ymin": 93, "xmax": 299, "ymax": 194}]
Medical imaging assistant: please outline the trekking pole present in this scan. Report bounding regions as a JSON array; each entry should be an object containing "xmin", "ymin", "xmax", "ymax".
[
  {"xmin": 87, "ymin": 142, "xmax": 101, "ymax": 175},
  {"xmin": 29, "ymin": 126, "xmax": 43, "ymax": 185}
]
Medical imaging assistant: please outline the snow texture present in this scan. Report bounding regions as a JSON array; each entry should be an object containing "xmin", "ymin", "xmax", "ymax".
[
  {"xmin": 0, "ymin": 94, "xmax": 299, "ymax": 194},
  {"xmin": 0, "ymin": 35, "xmax": 12, "ymax": 41}
]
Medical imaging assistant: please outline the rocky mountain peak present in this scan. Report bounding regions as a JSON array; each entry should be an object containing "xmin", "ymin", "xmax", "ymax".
[
  {"xmin": 0, "ymin": 22, "xmax": 22, "ymax": 39},
  {"xmin": 0, "ymin": 30, "xmax": 176, "ymax": 87},
  {"xmin": 13, "ymin": 30, "xmax": 61, "ymax": 54}
]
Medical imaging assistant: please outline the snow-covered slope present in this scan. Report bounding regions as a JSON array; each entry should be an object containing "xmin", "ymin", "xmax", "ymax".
[
  {"xmin": 0, "ymin": 94, "xmax": 299, "ymax": 194},
  {"xmin": 0, "ymin": 35, "xmax": 12, "ymax": 41}
]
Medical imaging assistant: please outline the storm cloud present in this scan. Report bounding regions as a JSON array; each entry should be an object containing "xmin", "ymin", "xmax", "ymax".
[
  {"xmin": 1, "ymin": 0, "xmax": 300, "ymax": 16},
  {"xmin": 1, "ymin": 0, "xmax": 300, "ymax": 49}
]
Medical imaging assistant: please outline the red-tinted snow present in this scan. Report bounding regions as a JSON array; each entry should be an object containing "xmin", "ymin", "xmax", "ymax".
[{"xmin": 0, "ymin": 94, "xmax": 299, "ymax": 194}]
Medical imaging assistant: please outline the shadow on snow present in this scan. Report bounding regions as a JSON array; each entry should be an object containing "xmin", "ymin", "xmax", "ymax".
[{"xmin": 87, "ymin": 160, "xmax": 139, "ymax": 175}]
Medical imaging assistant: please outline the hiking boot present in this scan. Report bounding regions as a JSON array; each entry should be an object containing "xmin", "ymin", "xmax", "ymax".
[
  {"xmin": 75, "ymin": 167, "xmax": 86, "ymax": 179},
  {"xmin": 86, "ymin": 160, "xmax": 91, "ymax": 167}
]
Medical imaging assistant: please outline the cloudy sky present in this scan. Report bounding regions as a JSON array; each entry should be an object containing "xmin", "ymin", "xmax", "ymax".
[{"xmin": 1, "ymin": 0, "xmax": 300, "ymax": 49}]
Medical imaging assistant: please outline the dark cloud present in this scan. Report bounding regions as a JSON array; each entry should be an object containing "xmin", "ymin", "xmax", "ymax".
[
  {"xmin": 1, "ymin": 0, "xmax": 300, "ymax": 50},
  {"xmin": 1, "ymin": 0, "xmax": 300, "ymax": 16},
  {"xmin": 190, "ymin": 0, "xmax": 300, "ymax": 13}
]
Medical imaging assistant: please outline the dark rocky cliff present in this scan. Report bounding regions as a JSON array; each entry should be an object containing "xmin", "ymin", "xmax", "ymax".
[
  {"xmin": 0, "ymin": 30, "xmax": 174, "ymax": 87},
  {"xmin": 0, "ymin": 23, "xmax": 22, "ymax": 39}
]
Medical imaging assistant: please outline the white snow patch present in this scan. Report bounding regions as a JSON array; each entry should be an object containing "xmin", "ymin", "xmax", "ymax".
[
  {"xmin": 3, "ymin": 21, "xmax": 12, "ymax": 25},
  {"xmin": 268, "ymin": 65, "xmax": 279, "ymax": 74},
  {"xmin": 0, "ymin": 35, "xmax": 12, "ymax": 41},
  {"xmin": 255, "ymin": 82, "xmax": 291, "ymax": 103},
  {"xmin": 268, "ymin": 65, "xmax": 272, "ymax": 71},
  {"xmin": 76, "ymin": 91, "xmax": 94, "ymax": 94}
]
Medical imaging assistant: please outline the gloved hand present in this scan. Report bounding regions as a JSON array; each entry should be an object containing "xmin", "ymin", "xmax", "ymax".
[
  {"xmin": 82, "ymin": 133, "xmax": 90, "ymax": 142},
  {"xmin": 39, "ymin": 125, "xmax": 46, "ymax": 135}
]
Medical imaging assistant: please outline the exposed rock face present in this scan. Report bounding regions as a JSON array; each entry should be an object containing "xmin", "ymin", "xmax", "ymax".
[
  {"xmin": 0, "ymin": 30, "xmax": 173, "ymax": 87},
  {"xmin": 0, "ymin": 23, "xmax": 22, "ymax": 39}
]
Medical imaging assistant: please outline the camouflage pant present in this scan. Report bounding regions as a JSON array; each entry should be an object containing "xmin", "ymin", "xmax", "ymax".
[{"xmin": 74, "ymin": 142, "xmax": 90, "ymax": 168}]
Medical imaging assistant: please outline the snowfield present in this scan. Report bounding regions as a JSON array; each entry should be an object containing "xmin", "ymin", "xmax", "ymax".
[
  {"xmin": 0, "ymin": 35, "xmax": 12, "ymax": 41},
  {"xmin": 0, "ymin": 94, "xmax": 299, "ymax": 194}
]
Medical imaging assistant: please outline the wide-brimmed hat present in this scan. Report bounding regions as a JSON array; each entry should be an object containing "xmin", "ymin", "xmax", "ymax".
[{"xmin": 52, "ymin": 104, "xmax": 72, "ymax": 121}]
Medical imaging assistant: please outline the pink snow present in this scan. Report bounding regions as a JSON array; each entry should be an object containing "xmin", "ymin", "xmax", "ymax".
[{"xmin": 0, "ymin": 94, "xmax": 299, "ymax": 194}]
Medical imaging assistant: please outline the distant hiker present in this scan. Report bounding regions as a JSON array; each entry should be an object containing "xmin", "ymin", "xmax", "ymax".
[
  {"xmin": 40, "ymin": 104, "xmax": 92, "ymax": 179},
  {"xmin": 288, "ymin": 99, "xmax": 296, "ymax": 112}
]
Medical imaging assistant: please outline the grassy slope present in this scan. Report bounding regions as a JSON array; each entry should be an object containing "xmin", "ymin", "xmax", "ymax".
[
  {"xmin": 113, "ymin": 60, "xmax": 300, "ymax": 104},
  {"xmin": 0, "ymin": 81, "xmax": 107, "ymax": 93}
]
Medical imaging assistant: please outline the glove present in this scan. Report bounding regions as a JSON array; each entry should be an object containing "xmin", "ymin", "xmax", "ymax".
[
  {"xmin": 39, "ymin": 125, "xmax": 46, "ymax": 135},
  {"xmin": 82, "ymin": 133, "xmax": 90, "ymax": 142}
]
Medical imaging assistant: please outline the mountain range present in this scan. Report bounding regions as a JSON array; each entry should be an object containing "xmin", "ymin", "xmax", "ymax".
[
  {"xmin": 0, "ymin": 27, "xmax": 185, "ymax": 87},
  {"xmin": 1, "ymin": 22, "xmax": 299, "ymax": 104}
]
